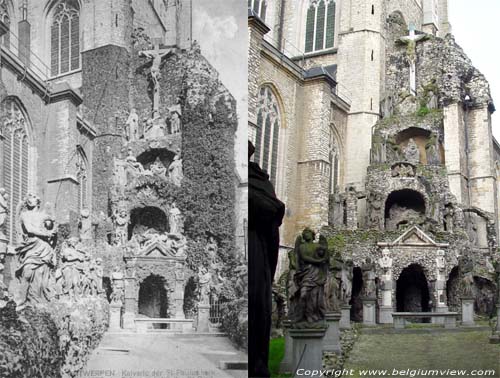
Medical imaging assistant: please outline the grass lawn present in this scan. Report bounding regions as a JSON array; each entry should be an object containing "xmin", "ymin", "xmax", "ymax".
[
  {"xmin": 345, "ymin": 330, "xmax": 500, "ymax": 377},
  {"xmin": 269, "ymin": 337, "xmax": 292, "ymax": 378}
]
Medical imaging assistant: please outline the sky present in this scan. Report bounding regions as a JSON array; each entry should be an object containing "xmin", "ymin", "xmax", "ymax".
[
  {"xmin": 192, "ymin": 0, "xmax": 247, "ymax": 177},
  {"xmin": 448, "ymin": 0, "xmax": 500, "ymax": 140}
]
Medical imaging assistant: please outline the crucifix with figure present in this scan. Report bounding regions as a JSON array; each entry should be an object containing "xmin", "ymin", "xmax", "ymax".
[
  {"xmin": 139, "ymin": 39, "xmax": 174, "ymax": 112},
  {"xmin": 398, "ymin": 24, "xmax": 427, "ymax": 96}
]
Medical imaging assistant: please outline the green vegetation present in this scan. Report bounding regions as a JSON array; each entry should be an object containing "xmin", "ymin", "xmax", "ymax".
[{"xmin": 269, "ymin": 337, "xmax": 292, "ymax": 378}]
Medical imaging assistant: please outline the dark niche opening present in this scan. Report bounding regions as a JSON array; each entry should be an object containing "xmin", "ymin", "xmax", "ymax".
[
  {"xmin": 128, "ymin": 206, "xmax": 168, "ymax": 240},
  {"xmin": 446, "ymin": 266, "xmax": 460, "ymax": 312},
  {"xmin": 138, "ymin": 275, "xmax": 169, "ymax": 328},
  {"xmin": 350, "ymin": 267, "xmax": 363, "ymax": 322},
  {"xmin": 137, "ymin": 148, "xmax": 175, "ymax": 171},
  {"xmin": 385, "ymin": 189, "xmax": 426, "ymax": 231},
  {"xmin": 396, "ymin": 264, "xmax": 430, "ymax": 317}
]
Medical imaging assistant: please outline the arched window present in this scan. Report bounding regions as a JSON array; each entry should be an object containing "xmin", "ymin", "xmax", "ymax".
[
  {"xmin": 76, "ymin": 148, "xmax": 88, "ymax": 212},
  {"xmin": 254, "ymin": 86, "xmax": 281, "ymax": 185},
  {"xmin": 50, "ymin": 0, "xmax": 80, "ymax": 76},
  {"xmin": 248, "ymin": 0, "xmax": 267, "ymax": 22},
  {"xmin": 0, "ymin": 0, "xmax": 10, "ymax": 48},
  {"xmin": 0, "ymin": 98, "xmax": 31, "ymax": 244},
  {"xmin": 305, "ymin": 0, "xmax": 335, "ymax": 53}
]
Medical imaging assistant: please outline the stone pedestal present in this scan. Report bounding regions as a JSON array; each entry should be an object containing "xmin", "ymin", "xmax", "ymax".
[
  {"xmin": 362, "ymin": 298, "xmax": 376, "ymax": 326},
  {"xmin": 109, "ymin": 303, "xmax": 122, "ymax": 330},
  {"xmin": 340, "ymin": 305, "xmax": 351, "ymax": 329},
  {"xmin": 122, "ymin": 311, "xmax": 136, "ymax": 330},
  {"xmin": 280, "ymin": 320, "xmax": 293, "ymax": 373},
  {"xmin": 289, "ymin": 327, "xmax": 327, "ymax": 374},
  {"xmin": 323, "ymin": 313, "xmax": 341, "ymax": 353},
  {"xmin": 197, "ymin": 303, "xmax": 210, "ymax": 332},
  {"xmin": 489, "ymin": 305, "xmax": 500, "ymax": 344},
  {"xmin": 378, "ymin": 305, "xmax": 393, "ymax": 324},
  {"xmin": 432, "ymin": 305, "xmax": 449, "ymax": 324},
  {"xmin": 461, "ymin": 298, "xmax": 475, "ymax": 326}
]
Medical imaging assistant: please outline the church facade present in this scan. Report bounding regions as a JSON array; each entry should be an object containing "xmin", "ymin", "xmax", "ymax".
[{"xmin": 249, "ymin": 0, "xmax": 499, "ymax": 322}]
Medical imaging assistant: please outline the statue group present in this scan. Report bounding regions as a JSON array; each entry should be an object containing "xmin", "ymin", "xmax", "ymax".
[{"xmin": 13, "ymin": 194, "xmax": 104, "ymax": 308}]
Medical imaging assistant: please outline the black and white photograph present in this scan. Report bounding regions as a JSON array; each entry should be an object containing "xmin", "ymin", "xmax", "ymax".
[{"xmin": 0, "ymin": 0, "xmax": 248, "ymax": 377}]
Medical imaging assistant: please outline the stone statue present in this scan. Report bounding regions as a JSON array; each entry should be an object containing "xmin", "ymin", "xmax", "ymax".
[
  {"xmin": 286, "ymin": 248, "xmax": 297, "ymax": 307},
  {"xmin": 443, "ymin": 204, "xmax": 454, "ymax": 232},
  {"xmin": 144, "ymin": 110, "xmax": 166, "ymax": 139},
  {"xmin": 79, "ymin": 208, "xmax": 92, "ymax": 241},
  {"xmin": 332, "ymin": 188, "xmax": 344, "ymax": 227},
  {"xmin": 113, "ymin": 208, "xmax": 130, "ymax": 246},
  {"xmin": 459, "ymin": 255, "xmax": 475, "ymax": 298},
  {"xmin": 168, "ymin": 152, "xmax": 183, "ymax": 186},
  {"xmin": 150, "ymin": 157, "xmax": 167, "ymax": 176},
  {"xmin": 125, "ymin": 148, "xmax": 144, "ymax": 178},
  {"xmin": 378, "ymin": 248, "xmax": 393, "ymax": 273},
  {"xmin": 198, "ymin": 266, "xmax": 212, "ymax": 305},
  {"xmin": 0, "ymin": 188, "xmax": 8, "ymax": 235},
  {"xmin": 15, "ymin": 194, "xmax": 58, "ymax": 307},
  {"xmin": 368, "ymin": 192, "xmax": 383, "ymax": 229},
  {"xmin": 326, "ymin": 253, "xmax": 343, "ymax": 312},
  {"xmin": 371, "ymin": 134, "xmax": 386, "ymax": 163},
  {"xmin": 60, "ymin": 237, "xmax": 86, "ymax": 298},
  {"xmin": 466, "ymin": 215, "xmax": 478, "ymax": 246},
  {"xmin": 206, "ymin": 236, "xmax": 218, "ymax": 265},
  {"xmin": 436, "ymin": 249, "xmax": 446, "ymax": 273},
  {"xmin": 425, "ymin": 133, "xmax": 441, "ymax": 165},
  {"xmin": 168, "ymin": 233, "xmax": 187, "ymax": 257},
  {"xmin": 403, "ymin": 138, "xmax": 420, "ymax": 164},
  {"xmin": 111, "ymin": 267, "xmax": 124, "ymax": 305},
  {"xmin": 168, "ymin": 98, "xmax": 182, "ymax": 134},
  {"xmin": 340, "ymin": 259, "xmax": 354, "ymax": 304},
  {"xmin": 125, "ymin": 108, "xmax": 139, "ymax": 141},
  {"xmin": 398, "ymin": 25, "xmax": 427, "ymax": 95},
  {"xmin": 361, "ymin": 258, "xmax": 376, "ymax": 298},
  {"xmin": 288, "ymin": 228, "xmax": 329, "ymax": 326},
  {"xmin": 169, "ymin": 202, "xmax": 183, "ymax": 234}
]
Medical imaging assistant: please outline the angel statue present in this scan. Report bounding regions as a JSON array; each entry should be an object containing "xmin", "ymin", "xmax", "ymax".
[{"xmin": 288, "ymin": 228, "xmax": 329, "ymax": 327}]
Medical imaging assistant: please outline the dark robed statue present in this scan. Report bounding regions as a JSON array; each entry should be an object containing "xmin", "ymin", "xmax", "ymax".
[
  {"xmin": 15, "ymin": 194, "xmax": 57, "ymax": 307},
  {"xmin": 249, "ymin": 141, "xmax": 285, "ymax": 378},
  {"xmin": 289, "ymin": 228, "xmax": 329, "ymax": 327}
]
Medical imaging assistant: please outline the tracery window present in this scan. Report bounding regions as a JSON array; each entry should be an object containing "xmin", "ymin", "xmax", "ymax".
[
  {"xmin": 254, "ymin": 86, "xmax": 281, "ymax": 185},
  {"xmin": 0, "ymin": 0, "xmax": 10, "ymax": 48},
  {"xmin": 305, "ymin": 0, "xmax": 335, "ymax": 53},
  {"xmin": 0, "ymin": 99, "xmax": 31, "ymax": 244},
  {"xmin": 51, "ymin": 0, "xmax": 80, "ymax": 76},
  {"xmin": 76, "ymin": 148, "xmax": 88, "ymax": 212},
  {"xmin": 248, "ymin": 0, "xmax": 267, "ymax": 22}
]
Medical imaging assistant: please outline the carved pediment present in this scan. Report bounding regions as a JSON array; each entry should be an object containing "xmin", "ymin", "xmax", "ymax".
[
  {"xmin": 388, "ymin": 225, "xmax": 448, "ymax": 247},
  {"xmin": 140, "ymin": 241, "xmax": 177, "ymax": 259}
]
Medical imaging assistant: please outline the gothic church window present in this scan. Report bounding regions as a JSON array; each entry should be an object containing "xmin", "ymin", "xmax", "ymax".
[
  {"xmin": 254, "ymin": 86, "xmax": 281, "ymax": 185},
  {"xmin": 50, "ymin": 0, "xmax": 80, "ymax": 76},
  {"xmin": 305, "ymin": 0, "xmax": 335, "ymax": 53},
  {"xmin": 0, "ymin": 98, "xmax": 31, "ymax": 244},
  {"xmin": 0, "ymin": 0, "xmax": 10, "ymax": 48},
  {"xmin": 248, "ymin": 0, "xmax": 267, "ymax": 22}
]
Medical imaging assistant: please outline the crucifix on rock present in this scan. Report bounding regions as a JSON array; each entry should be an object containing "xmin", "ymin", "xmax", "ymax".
[
  {"xmin": 398, "ymin": 24, "xmax": 427, "ymax": 96},
  {"xmin": 139, "ymin": 39, "xmax": 174, "ymax": 112}
]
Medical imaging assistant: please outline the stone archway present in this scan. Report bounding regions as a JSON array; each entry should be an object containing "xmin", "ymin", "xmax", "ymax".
[
  {"xmin": 396, "ymin": 264, "xmax": 430, "ymax": 313},
  {"xmin": 138, "ymin": 274, "xmax": 169, "ymax": 319}
]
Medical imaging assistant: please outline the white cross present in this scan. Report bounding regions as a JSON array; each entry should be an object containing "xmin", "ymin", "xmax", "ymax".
[{"xmin": 399, "ymin": 24, "xmax": 427, "ymax": 96}]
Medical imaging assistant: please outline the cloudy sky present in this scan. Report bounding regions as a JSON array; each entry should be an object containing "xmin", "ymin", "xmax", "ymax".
[
  {"xmin": 192, "ymin": 1, "xmax": 247, "ymax": 176},
  {"xmin": 449, "ymin": 1, "xmax": 499, "ymax": 140}
]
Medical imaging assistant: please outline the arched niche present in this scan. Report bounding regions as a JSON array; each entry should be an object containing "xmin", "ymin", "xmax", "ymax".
[
  {"xmin": 138, "ymin": 274, "xmax": 169, "ymax": 325},
  {"xmin": 136, "ymin": 148, "xmax": 176, "ymax": 171},
  {"xmin": 128, "ymin": 206, "xmax": 168, "ymax": 240},
  {"xmin": 395, "ymin": 127, "xmax": 444, "ymax": 165},
  {"xmin": 446, "ymin": 266, "xmax": 460, "ymax": 311},
  {"xmin": 396, "ymin": 264, "xmax": 430, "ymax": 314},
  {"xmin": 385, "ymin": 189, "xmax": 426, "ymax": 231}
]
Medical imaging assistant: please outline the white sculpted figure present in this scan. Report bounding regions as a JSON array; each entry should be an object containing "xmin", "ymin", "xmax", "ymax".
[
  {"xmin": 79, "ymin": 208, "xmax": 92, "ymax": 241},
  {"xmin": 125, "ymin": 108, "xmax": 139, "ymax": 141},
  {"xmin": 168, "ymin": 98, "xmax": 182, "ymax": 134},
  {"xmin": 144, "ymin": 110, "xmax": 166, "ymax": 139},
  {"xmin": 114, "ymin": 208, "xmax": 130, "ymax": 246},
  {"xmin": 168, "ymin": 152, "xmax": 183, "ymax": 186},
  {"xmin": 169, "ymin": 202, "xmax": 183, "ymax": 234},
  {"xmin": 15, "ymin": 194, "xmax": 58, "ymax": 307},
  {"xmin": 198, "ymin": 266, "xmax": 211, "ymax": 305},
  {"xmin": 378, "ymin": 248, "xmax": 393, "ymax": 272},
  {"xmin": 150, "ymin": 157, "xmax": 167, "ymax": 176}
]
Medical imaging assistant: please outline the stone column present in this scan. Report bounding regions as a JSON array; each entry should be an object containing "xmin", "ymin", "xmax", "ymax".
[
  {"xmin": 109, "ymin": 302, "xmax": 123, "ymax": 331},
  {"xmin": 197, "ymin": 303, "xmax": 210, "ymax": 333},
  {"xmin": 174, "ymin": 266, "xmax": 186, "ymax": 318},
  {"xmin": 323, "ymin": 313, "xmax": 341, "ymax": 353},
  {"xmin": 289, "ymin": 327, "xmax": 327, "ymax": 374},
  {"xmin": 122, "ymin": 264, "xmax": 136, "ymax": 330},
  {"xmin": 279, "ymin": 320, "xmax": 293, "ymax": 373},
  {"xmin": 489, "ymin": 305, "xmax": 500, "ymax": 344},
  {"xmin": 461, "ymin": 297, "xmax": 475, "ymax": 326},
  {"xmin": 362, "ymin": 298, "xmax": 377, "ymax": 326},
  {"xmin": 378, "ymin": 248, "xmax": 393, "ymax": 324},
  {"xmin": 433, "ymin": 250, "xmax": 448, "ymax": 324},
  {"xmin": 340, "ymin": 305, "xmax": 351, "ymax": 330}
]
